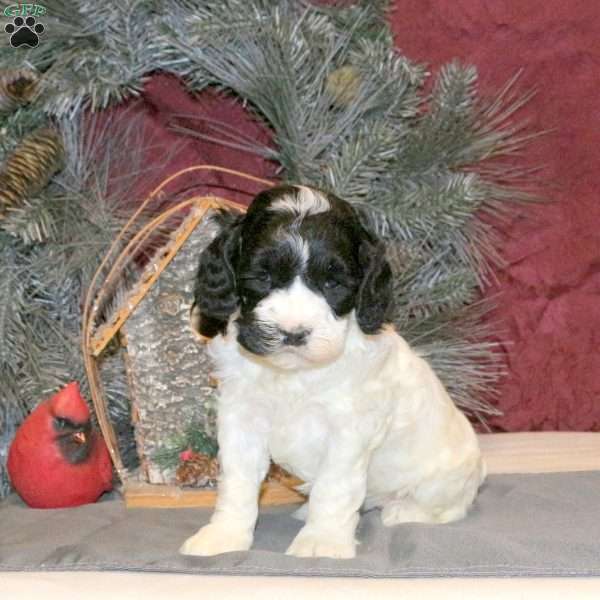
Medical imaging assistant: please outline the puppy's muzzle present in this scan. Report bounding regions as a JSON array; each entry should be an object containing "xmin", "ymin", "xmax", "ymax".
[{"xmin": 280, "ymin": 328, "xmax": 311, "ymax": 347}]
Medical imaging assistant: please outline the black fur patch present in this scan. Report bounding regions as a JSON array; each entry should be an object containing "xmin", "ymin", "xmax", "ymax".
[{"xmin": 192, "ymin": 210, "xmax": 243, "ymax": 337}]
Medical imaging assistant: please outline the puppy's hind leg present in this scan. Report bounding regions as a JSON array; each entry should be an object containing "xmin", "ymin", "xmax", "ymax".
[
  {"xmin": 381, "ymin": 459, "xmax": 485, "ymax": 527},
  {"xmin": 381, "ymin": 495, "xmax": 467, "ymax": 526},
  {"xmin": 380, "ymin": 499, "xmax": 424, "ymax": 526}
]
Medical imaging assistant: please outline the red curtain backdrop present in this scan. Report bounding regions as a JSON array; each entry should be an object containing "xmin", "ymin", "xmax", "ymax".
[
  {"xmin": 100, "ymin": 1, "xmax": 600, "ymax": 431},
  {"xmin": 390, "ymin": 1, "xmax": 600, "ymax": 430}
]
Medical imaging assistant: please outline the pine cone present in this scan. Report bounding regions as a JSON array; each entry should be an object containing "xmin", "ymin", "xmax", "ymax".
[
  {"xmin": 0, "ymin": 127, "xmax": 64, "ymax": 220},
  {"xmin": 175, "ymin": 452, "xmax": 219, "ymax": 487},
  {"xmin": 0, "ymin": 68, "xmax": 39, "ymax": 113},
  {"xmin": 326, "ymin": 65, "xmax": 362, "ymax": 107}
]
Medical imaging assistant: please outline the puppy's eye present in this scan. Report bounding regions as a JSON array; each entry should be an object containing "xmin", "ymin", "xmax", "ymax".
[
  {"xmin": 242, "ymin": 272, "xmax": 271, "ymax": 285},
  {"xmin": 254, "ymin": 272, "xmax": 271, "ymax": 283},
  {"xmin": 323, "ymin": 278, "xmax": 341, "ymax": 290}
]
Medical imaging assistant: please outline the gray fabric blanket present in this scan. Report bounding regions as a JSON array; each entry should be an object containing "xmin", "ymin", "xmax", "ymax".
[{"xmin": 1, "ymin": 472, "xmax": 599, "ymax": 578}]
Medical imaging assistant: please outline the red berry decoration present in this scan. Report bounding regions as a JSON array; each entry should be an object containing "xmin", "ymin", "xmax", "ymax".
[{"xmin": 7, "ymin": 382, "xmax": 113, "ymax": 508}]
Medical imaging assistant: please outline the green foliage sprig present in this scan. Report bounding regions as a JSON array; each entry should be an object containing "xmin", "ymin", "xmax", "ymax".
[{"xmin": 153, "ymin": 424, "xmax": 219, "ymax": 470}]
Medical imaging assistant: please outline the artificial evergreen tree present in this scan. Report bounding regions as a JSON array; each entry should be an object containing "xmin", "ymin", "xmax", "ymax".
[{"xmin": 0, "ymin": 0, "xmax": 535, "ymax": 498}]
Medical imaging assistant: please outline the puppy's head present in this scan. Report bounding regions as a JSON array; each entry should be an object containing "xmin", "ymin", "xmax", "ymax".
[{"xmin": 192, "ymin": 185, "xmax": 393, "ymax": 370}]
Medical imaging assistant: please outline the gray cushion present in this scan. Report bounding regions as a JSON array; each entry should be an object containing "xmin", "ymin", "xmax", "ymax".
[{"xmin": 1, "ymin": 472, "xmax": 599, "ymax": 578}]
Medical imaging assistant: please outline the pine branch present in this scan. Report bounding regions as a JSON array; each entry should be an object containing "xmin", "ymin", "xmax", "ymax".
[
  {"xmin": 323, "ymin": 120, "xmax": 403, "ymax": 199},
  {"xmin": 0, "ymin": 238, "xmax": 29, "ymax": 373},
  {"xmin": 32, "ymin": 2, "xmax": 159, "ymax": 116},
  {"xmin": 0, "ymin": 195, "xmax": 58, "ymax": 243},
  {"xmin": 0, "ymin": 378, "xmax": 29, "ymax": 497}
]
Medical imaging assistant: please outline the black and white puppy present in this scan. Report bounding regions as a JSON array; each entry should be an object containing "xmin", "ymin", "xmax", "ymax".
[{"xmin": 180, "ymin": 185, "xmax": 485, "ymax": 559}]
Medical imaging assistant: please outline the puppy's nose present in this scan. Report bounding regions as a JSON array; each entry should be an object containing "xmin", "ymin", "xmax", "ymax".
[{"xmin": 280, "ymin": 328, "xmax": 311, "ymax": 346}]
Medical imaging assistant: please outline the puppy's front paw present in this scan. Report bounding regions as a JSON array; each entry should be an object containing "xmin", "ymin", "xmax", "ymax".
[
  {"xmin": 286, "ymin": 526, "xmax": 356, "ymax": 559},
  {"xmin": 179, "ymin": 522, "xmax": 253, "ymax": 556}
]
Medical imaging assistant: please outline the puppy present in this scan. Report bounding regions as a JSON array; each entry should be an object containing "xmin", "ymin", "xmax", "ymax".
[{"xmin": 180, "ymin": 185, "xmax": 485, "ymax": 559}]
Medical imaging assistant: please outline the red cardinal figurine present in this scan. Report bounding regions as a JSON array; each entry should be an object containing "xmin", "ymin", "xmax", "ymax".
[{"xmin": 7, "ymin": 382, "xmax": 113, "ymax": 508}]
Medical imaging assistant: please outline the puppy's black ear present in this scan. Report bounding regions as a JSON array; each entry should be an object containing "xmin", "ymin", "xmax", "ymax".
[
  {"xmin": 192, "ymin": 211, "xmax": 243, "ymax": 338},
  {"xmin": 356, "ymin": 239, "xmax": 394, "ymax": 335}
]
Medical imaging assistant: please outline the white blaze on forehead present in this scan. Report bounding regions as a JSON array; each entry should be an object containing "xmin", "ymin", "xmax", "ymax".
[
  {"xmin": 273, "ymin": 223, "xmax": 310, "ymax": 269},
  {"xmin": 283, "ymin": 231, "xmax": 310, "ymax": 267},
  {"xmin": 270, "ymin": 228, "xmax": 310, "ymax": 271},
  {"xmin": 269, "ymin": 186, "xmax": 329, "ymax": 270},
  {"xmin": 270, "ymin": 186, "xmax": 330, "ymax": 217}
]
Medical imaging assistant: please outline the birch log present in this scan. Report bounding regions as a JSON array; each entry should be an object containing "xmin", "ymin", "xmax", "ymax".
[{"xmin": 122, "ymin": 209, "xmax": 223, "ymax": 485}]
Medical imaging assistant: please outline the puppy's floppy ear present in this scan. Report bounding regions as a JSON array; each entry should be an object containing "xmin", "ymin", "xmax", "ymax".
[
  {"xmin": 192, "ymin": 211, "xmax": 243, "ymax": 338},
  {"xmin": 356, "ymin": 237, "xmax": 394, "ymax": 335}
]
